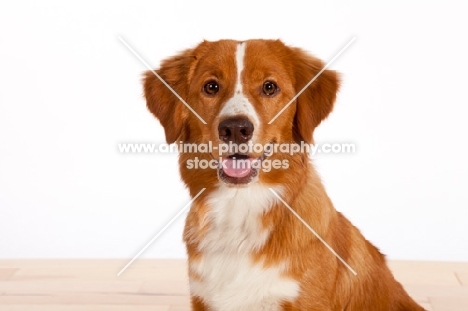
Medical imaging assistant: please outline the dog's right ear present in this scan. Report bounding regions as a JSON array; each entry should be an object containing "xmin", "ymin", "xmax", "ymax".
[{"xmin": 143, "ymin": 49, "xmax": 197, "ymax": 143}]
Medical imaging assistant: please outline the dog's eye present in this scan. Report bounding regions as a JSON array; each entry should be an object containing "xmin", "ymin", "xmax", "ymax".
[
  {"xmin": 263, "ymin": 81, "xmax": 278, "ymax": 96},
  {"xmin": 203, "ymin": 81, "xmax": 219, "ymax": 95}
]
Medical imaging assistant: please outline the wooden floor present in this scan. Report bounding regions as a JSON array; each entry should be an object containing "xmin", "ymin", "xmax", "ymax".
[{"xmin": 0, "ymin": 259, "xmax": 467, "ymax": 310}]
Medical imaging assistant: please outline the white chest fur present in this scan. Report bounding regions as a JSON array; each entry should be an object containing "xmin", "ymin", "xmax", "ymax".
[{"xmin": 189, "ymin": 185, "xmax": 299, "ymax": 311}]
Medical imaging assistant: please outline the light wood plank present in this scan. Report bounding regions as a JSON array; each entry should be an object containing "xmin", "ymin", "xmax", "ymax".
[
  {"xmin": 455, "ymin": 272, "xmax": 468, "ymax": 286},
  {"xmin": 418, "ymin": 302, "xmax": 434, "ymax": 311},
  {"xmin": 0, "ymin": 269, "xmax": 18, "ymax": 281},
  {"xmin": 2, "ymin": 306, "xmax": 171, "ymax": 311},
  {"xmin": 0, "ymin": 280, "xmax": 142, "ymax": 294},
  {"xmin": 0, "ymin": 259, "xmax": 467, "ymax": 310},
  {"xmin": 389, "ymin": 261, "xmax": 461, "ymax": 286},
  {"xmin": 0, "ymin": 294, "xmax": 190, "ymax": 305},
  {"xmin": 139, "ymin": 280, "xmax": 190, "ymax": 295},
  {"xmin": 430, "ymin": 296, "xmax": 468, "ymax": 311}
]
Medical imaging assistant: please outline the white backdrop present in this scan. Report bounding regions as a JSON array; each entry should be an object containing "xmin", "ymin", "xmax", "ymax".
[{"xmin": 1, "ymin": 1, "xmax": 467, "ymax": 261}]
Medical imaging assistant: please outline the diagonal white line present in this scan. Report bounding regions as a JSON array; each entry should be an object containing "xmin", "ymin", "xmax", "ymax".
[
  {"xmin": 118, "ymin": 36, "xmax": 207, "ymax": 125},
  {"xmin": 117, "ymin": 188, "xmax": 206, "ymax": 276},
  {"xmin": 268, "ymin": 188, "xmax": 357, "ymax": 276},
  {"xmin": 268, "ymin": 37, "xmax": 356, "ymax": 124}
]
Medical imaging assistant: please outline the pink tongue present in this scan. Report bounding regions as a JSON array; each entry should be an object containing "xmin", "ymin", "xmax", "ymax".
[{"xmin": 222, "ymin": 158, "xmax": 254, "ymax": 178}]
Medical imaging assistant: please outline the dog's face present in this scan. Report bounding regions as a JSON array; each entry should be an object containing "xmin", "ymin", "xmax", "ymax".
[{"xmin": 144, "ymin": 40, "xmax": 339, "ymax": 186}]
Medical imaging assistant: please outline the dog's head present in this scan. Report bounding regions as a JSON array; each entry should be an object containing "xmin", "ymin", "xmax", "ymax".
[{"xmin": 144, "ymin": 40, "xmax": 339, "ymax": 186}]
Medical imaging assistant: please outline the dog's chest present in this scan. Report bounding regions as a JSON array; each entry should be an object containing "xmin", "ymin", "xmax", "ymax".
[{"xmin": 189, "ymin": 186, "xmax": 299, "ymax": 310}]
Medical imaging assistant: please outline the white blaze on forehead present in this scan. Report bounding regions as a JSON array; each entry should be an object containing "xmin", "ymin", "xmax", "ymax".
[
  {"xmin": 235, "ymin": 41, "xmax": 246, "ymax": 93},
  {"xmin": 219, "ymin": 42, "xmax": 260, "ymax": 128}
]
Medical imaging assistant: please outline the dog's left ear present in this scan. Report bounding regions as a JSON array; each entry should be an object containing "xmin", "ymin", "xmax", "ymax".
[{"xmin": 291, "ymin": 48, "xmax": 340, "ymax": 144}]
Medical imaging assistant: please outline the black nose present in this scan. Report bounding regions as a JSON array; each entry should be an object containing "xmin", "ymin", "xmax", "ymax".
[{"xmin": 218, "ymin": 117, "xmax": 254, "ymax": 144}]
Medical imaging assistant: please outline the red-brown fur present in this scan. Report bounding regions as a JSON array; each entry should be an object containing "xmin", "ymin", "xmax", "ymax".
[{"xmin": 144, "ymin": 39, "xmax": 424, "ymax": 310}]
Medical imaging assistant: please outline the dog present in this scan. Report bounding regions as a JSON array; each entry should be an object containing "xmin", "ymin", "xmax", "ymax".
[{"xmin": 143, "ymin": 39, "xmax": 424, "ymax": 310}]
